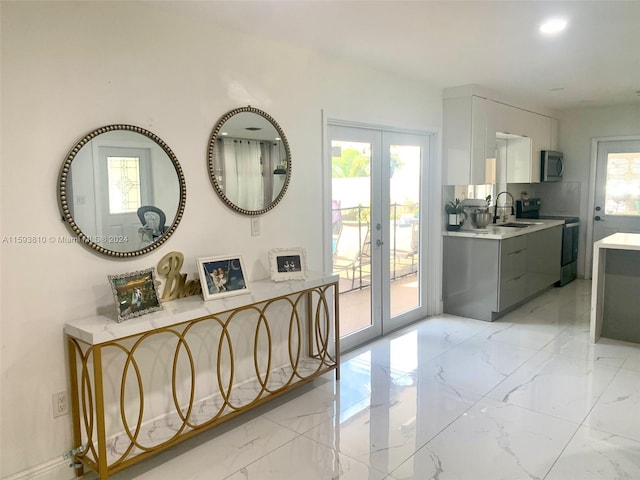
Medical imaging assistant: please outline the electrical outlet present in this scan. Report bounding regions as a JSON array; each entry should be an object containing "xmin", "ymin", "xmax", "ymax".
[{"xmin": 53, "ymin": 391, "xmax": 69, "ymax": 418}]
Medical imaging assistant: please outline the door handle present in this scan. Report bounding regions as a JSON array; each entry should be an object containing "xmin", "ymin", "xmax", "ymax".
[
  {"xmin": 594, "ymin": 215, "xmax": 604, "ymax": 221},
  {"xmin": 376, "ymin": 239, "xmax": 384, "ymax": 247}
]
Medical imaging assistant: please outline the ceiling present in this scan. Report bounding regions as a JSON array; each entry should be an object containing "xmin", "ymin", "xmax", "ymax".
[{"xmin": 166, "ymin": 0, "xmax": 640, "ymax": 111}]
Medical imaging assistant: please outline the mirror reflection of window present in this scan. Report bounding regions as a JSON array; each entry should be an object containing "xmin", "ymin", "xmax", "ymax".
[
  {"xmin": 107, "ymin": 156, "xmax": 142, "ymax": 214},
  {"xmin": 60, "ymin": 125, "xmax": 186, "ymax": 257}
]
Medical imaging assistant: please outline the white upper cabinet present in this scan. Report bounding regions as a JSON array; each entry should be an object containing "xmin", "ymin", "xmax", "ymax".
[
  {"xmin": 496, "ymin": 102, "xmax": 553, "ymax": 183},
  {"xmin": 443, "ymin": 88, "xmax": 558, "ymax": 185},
  {"xmin": 443, "ymin": 95, "xmax": 496, "ymax": 185}
]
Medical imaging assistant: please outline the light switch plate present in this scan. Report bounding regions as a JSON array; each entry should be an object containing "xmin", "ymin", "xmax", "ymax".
[{"xmin": 251, "ymin": 217, "xmax": 260, "ymax": 236}]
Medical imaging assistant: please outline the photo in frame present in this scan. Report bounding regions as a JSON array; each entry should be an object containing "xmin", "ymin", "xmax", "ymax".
[
  {"xmin": 269, "ymin": 247, "xmax": 308, "ymax": 282},
  {"xmin": 108, "ymin": 267, "xmax": 162, "ymax": 322},
  {"xmin": 196, "ymin": 255, "xmax": 250, "ymax": 301}
]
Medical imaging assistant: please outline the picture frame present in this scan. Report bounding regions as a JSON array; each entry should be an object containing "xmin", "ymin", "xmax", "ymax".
[
  {"xmin": 196, "ymin": 255, "xmax": 251, "ymax": 301},
  {"xmin": 269, "ymin": 247, "xmax": 308, "ymax": 282},
  {"xmin": 108, "ymin": 267, "xmax": 162, "ymax": 322}
]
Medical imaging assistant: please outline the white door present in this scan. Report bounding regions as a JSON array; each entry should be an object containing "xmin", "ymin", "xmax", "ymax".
[
  {"xmin": 98, "ymin": 146, "xmax": 153, "ymax": 251},
  {"xmin": 327, "ymin": 123, "xmax": 429, "ymax": 351},
  {"xmin": 593, "ymin": 140, "xmax": 640, "ymax": 243}
]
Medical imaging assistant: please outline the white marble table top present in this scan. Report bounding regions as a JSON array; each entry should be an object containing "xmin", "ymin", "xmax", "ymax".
[{"xmin": 65, "ymin": 271, "xmax": 338, "ymax": 345}]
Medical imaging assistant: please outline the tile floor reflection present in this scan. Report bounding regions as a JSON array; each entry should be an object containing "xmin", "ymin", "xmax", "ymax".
[{"xmin": 99, "ymin": 279, "xmax": 640, "ymax": 479}]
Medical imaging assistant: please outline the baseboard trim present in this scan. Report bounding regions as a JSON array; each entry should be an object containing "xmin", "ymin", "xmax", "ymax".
[{"xmin": 3, "ymin": 457, "xmax": 73, "ymax": 480}]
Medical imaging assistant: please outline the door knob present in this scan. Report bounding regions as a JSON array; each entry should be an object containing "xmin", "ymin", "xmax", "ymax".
[
  {"xmin": 595, "ymin": 215, "xmax": 604, "ymax": 221},
  {"xmin": 595, "ymin": 206, "xmax": 601, "ymax": 211},
  {"xmin": 376, "ymin": 239, "xmax": 384, "ymax": 247}
]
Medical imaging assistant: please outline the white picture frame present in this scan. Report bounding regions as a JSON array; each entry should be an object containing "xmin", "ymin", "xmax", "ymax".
[
  {"xmin": 269, "ymin": 247, "xmax": 308, "ymax": 282},
  {"xmin": 196, "ymin": 255, "xmax": 251, "ymax": 301}
]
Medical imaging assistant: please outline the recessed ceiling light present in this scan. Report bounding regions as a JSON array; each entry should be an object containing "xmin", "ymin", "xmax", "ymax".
[{"xmin": 540, "ymin": 18, "xmax": 567, "ymax": 35}]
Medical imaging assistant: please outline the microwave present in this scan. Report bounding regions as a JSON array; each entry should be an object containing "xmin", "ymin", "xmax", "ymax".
[{"xmin": 541, "ymin": 150, "xmax": 564, "ymax": 182}]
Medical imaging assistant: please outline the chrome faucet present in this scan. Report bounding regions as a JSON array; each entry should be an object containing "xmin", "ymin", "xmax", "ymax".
[{"xmin": 493, "ymin": 191, "xmax": 515, "ymax": 223}]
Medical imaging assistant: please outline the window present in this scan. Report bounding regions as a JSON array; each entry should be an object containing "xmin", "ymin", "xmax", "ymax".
[
  {"xmin": 605, "ymin": 152, "xmax": 640, "ymax": 216},
  {"xmin": 107, "ymin": 156, "xmax": 142, "ymax": 214}
]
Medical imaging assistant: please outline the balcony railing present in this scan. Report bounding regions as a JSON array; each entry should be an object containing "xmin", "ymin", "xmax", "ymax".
[{"xmin": 332, "ymin": 204, "xmax": 419, "ymax": 293}]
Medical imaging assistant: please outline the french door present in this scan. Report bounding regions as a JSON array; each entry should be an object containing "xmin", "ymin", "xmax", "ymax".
[{"xmin": 327, "ymin": 123, "xmax": 429, "ymax": 351}]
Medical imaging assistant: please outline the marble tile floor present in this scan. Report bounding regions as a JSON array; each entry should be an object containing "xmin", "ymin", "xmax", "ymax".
[{"xmin": 95, "ymin": 279, "xmax": 640, "ymax": 480}]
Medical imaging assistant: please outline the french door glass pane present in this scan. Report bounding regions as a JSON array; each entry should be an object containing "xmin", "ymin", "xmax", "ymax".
[
  {"xmin": 605, "ymin": 152, "xmax": 640, "ymax": 216},
  {"xmin": 389, "ymin": 144, "xmax": 420, "ymax": 317},
  {"xmin": 331, "ymin": 140, "xmax": 372, "ymax": 336}
]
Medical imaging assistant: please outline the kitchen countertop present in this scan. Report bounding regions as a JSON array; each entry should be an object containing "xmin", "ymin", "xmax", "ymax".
[
  {"xmin": 443, "ymin": 218, "xmax": 565, "ymax": 240},
  {"xmin": 593, "ymin": 232, "xmax": 640, "ymax": 251}
]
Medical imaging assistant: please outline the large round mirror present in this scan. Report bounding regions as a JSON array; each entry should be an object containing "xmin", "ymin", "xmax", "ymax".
[
  {"xmin": 58, "ymin": 125, "xmax": 186, "ymax": 258},
  {"xmin": 207, "ymin": 106, "xmax": 291, "ymax": 215}
]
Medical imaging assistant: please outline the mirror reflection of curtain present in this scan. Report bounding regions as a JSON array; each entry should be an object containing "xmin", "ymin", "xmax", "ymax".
[
  {"xmin": 260, "ymin": 142, "xmax": 281, "ymax": 204},
  {"xmin": 236, "ymin": 140, "xmax": 263, "ymax": 210},
  {"xmin": 220, "ymin": 138, "xmax": 238, "ymax": 201},
  {"xmin": 217, "ymin": 138, "xmax": 268, "ymax": 210}
]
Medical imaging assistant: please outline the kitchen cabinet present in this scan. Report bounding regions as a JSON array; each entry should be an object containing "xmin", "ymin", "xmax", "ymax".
[
  {"xmin": 443, "ymin": 88, "xmax": 558, "ymax": 185},
  {"xmin": 550, "ymin": 117, "xmax": 559, "ymax": 151},
  {"xmin": 495, "ymin": 103, "xmax": 553, "ymax": 183},
  {"xmin": 443, "ymin": 236, "xmax": 499, "ymax": 321},
  {"xmin": 525, "ymin": 225, "xmax": 562, "ymax": 296},
  {"xmin": 443, "ymin": 224, "xmax": 562, "ymax": 321},
  {"xmin": 504, "ymin": 135, "xmax": 533, "ymax": 184},
  {"xmin": 498, "ymin": 235, "xmax": 527, "ymax": 310},
  {"xmin": 443, "ymin": 95, "xmax": 496, "ymax": 185}
]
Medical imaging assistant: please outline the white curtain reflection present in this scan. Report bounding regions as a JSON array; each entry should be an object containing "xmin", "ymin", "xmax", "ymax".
[
  {"xmin": 218, "ymin": 138, "xmax": 282, "ymax": 210},
  {"xmin": 219, "ymin": 138, "xmax": 263, "ymax": 210}
]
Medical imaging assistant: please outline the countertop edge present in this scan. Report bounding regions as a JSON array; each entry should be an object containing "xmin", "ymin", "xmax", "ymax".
[{"xmin": 443, "ymin": 219, "xmax": 565, "ymax": 240}]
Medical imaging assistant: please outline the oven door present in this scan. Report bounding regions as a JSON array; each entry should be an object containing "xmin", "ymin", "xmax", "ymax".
[{"xmin": 561, "ymin": 222, "xmax": 579, "ymax": 266}]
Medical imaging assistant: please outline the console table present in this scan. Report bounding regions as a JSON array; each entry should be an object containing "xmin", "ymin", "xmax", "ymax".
[{"xmin": 65, "ymin": 272, "xmax": 339, "ymax": 479}]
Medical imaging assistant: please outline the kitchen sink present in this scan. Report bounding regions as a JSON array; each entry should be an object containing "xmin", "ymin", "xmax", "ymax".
[{"xmin": 501, "ymin": 222, "xmax": 533, "ymax": 228}]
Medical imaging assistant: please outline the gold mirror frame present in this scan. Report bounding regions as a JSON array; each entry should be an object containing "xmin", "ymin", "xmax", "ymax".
[
  {"xmin": 207, "ymin": 106, "xmax": 291, "ymax": 216},
  {"xmin": 58, "ymin": 124, "xmax": 187, "ymax": 258}
]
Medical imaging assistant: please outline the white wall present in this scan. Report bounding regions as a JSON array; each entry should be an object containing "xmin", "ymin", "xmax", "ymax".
[
  {"xmin": 554, "ymin": 103, "xmax": 640, "ymax": 276},
  {"xmin": 0, "ymin": 2, "xmax": 442, "ymax": 478}
]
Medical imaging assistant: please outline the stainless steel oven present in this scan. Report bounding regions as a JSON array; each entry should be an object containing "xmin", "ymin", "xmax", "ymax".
[{"xmin": 548, "ymin": 217, "xmax": 579, "ymax": 286}]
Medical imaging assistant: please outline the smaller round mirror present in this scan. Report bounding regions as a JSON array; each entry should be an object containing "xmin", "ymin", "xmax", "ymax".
[
  {"xmin": 208, "ymin": 106, "xmax": 291, "ymax": 215},
  {"xmin": 58, "ymin": 125, "xmax": 186, "ymax": 258}
]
